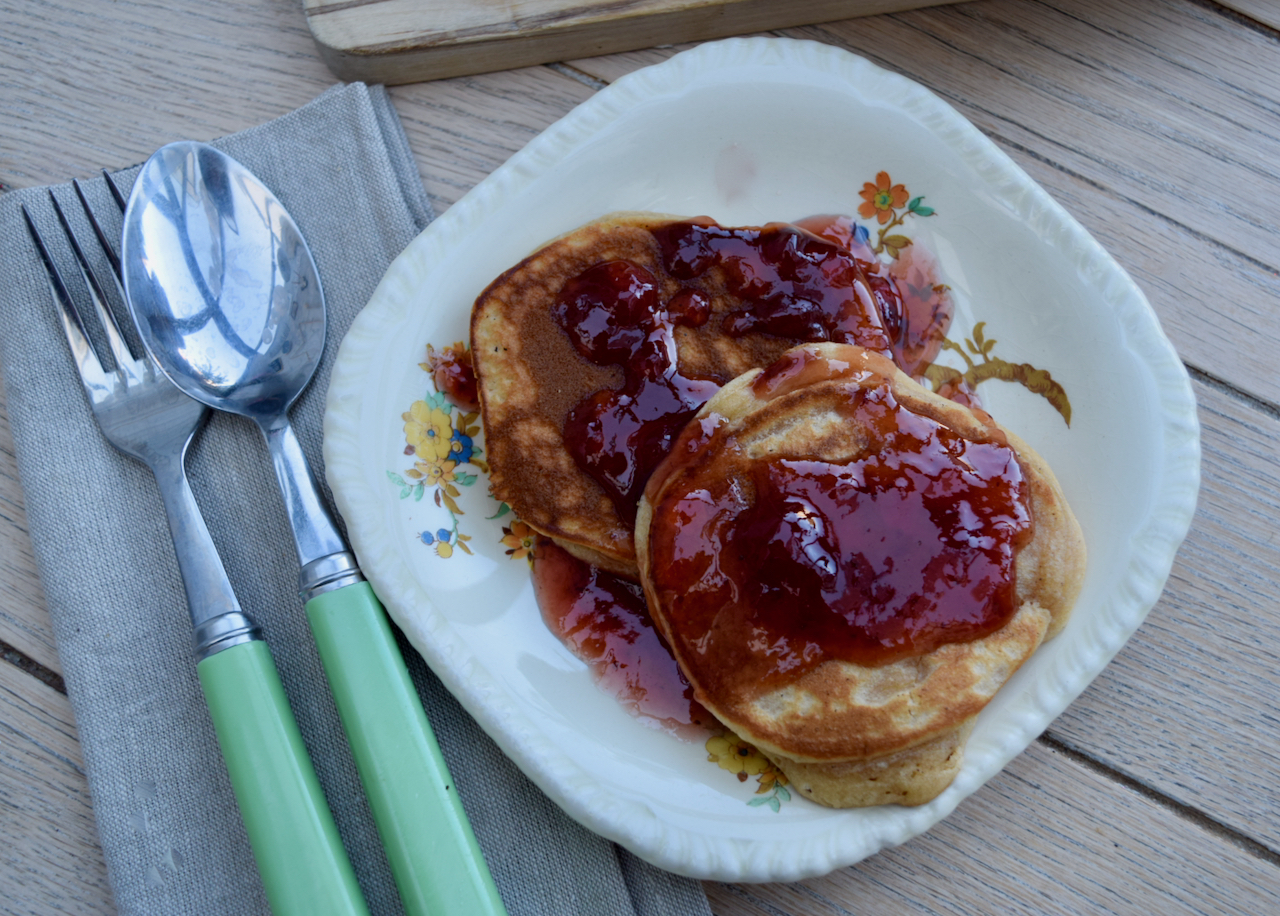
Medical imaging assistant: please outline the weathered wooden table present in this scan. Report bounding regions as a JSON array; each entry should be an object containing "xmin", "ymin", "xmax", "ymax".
[{"xmin": 3, "ymin": 1, "xmax": 1278, "ymax": 913}]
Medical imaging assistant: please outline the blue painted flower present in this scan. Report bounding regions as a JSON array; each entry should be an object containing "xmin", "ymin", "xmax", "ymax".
[{"xmin": 448, "ymin": 429, "xmax": 474, "ymax": 464}]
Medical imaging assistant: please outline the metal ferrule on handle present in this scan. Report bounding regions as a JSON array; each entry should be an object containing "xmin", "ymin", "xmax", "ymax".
[
  {"xmin": 147, "ymin": 452, "xmax": 261, "ymax": 661},
  {"xmin": 300, "ymin": 551, "xmax": 365, "ymax": 602},
  {"xmin": 193, "ymin": 610, "xmax": 262, "ymax": 659}
]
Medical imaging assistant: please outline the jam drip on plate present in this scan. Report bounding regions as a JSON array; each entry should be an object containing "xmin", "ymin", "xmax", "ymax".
[
  {"xmin": 532, "ymin": 538, "xmax": 714, "ymax": 738},
  {"xmin": 552, "ymin": 260, "xmax": 721, "ymax": 526},
  {"xmin": 650, "ymin": 351, "xmax": 1033, "ymax": 687}
]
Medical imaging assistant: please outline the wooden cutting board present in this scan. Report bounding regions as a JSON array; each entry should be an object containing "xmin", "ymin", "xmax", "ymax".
[{"xmin": 302, "ymin": 0, "xmax": 966, "ymax": 84}]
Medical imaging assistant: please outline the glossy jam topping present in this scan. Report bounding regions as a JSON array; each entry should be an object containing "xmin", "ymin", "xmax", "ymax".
[
  {"xmin": 649, "ymin": 360, "xmax": 1032, "ymax": 683},
  {"xmin": 650, "ymin": 219, "xmax": 896, "ymax": 354},
  {"xmin": 536, "ymin": 220, "xmax": 979, "ymax": 712},
  {"xmin": 551, "ymin": 218, "xmax": 958, "ymax": 525},
  {"xmin": 552, "ymin": 260, "xmax": 720, "ymax": 526},
  {"xmin": 531, "ymin": 538, "xmax": 714, "ymax": 738}
]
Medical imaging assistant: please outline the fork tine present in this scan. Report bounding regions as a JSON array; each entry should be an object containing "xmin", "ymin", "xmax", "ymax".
[
  {"xmin": 51, "ymin": 189, "xmax": 137, "ymax": 373},
  {"xmin": 74, "ymin": 178, "xmax": 122, "ymax": 282},
  {"xmin": 21, "ymin": 203, "xmax": 111, "ymax": 392},
  {"xmin": 75, "ymin": 178, "xmax": 134, "ymax": 339}
]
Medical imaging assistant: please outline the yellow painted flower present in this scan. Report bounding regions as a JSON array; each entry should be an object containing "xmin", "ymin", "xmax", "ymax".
[
  {"xmin": 501, "ymin": 521, "xmax": 537, "ymax": 561},
  {"xmin": 403, "ymin": 400, "xmax": 454, "ymax": 462},
  {"xmin": 414, "ymin": 457, "xmax": 458, "ymax": 488},
  {"xmin": 858, "ymin": 171, "xmax": 910, "ymax": 224},
  {"xmin": 706, "ymin": 731, "xmax": 770, "ymax": 780}
]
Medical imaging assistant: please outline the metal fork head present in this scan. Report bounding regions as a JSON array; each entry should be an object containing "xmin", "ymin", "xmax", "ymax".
[{"xmin": 23, "ymin": 177, "xmax": 207, "ymax": 467}]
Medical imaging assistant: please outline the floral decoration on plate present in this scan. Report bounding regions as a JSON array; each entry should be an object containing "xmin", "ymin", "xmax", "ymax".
[
  {"xmin": 861, "ymin": 172, "xmax": 1072, "ymax": 426},
  {"xmin": 706, "ymin": 731, "xmax": 793, "ymax": 812},
  {"xmin": 390, "ymin": 342, "xmax": 490, "ymax": 559}
]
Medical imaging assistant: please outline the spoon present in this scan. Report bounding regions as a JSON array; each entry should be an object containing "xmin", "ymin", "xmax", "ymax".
[{"xmin": 123, "ymin": 141, "xmax": 506, "ymax": 916}]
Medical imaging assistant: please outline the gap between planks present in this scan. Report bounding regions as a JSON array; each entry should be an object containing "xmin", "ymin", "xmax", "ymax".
[{"xmin": 1210, "ymin": 0, "xmax": 1280, "ymax": 35}]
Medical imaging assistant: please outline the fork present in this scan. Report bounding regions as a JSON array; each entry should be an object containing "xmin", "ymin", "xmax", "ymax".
[{"xmin": 23, "ymin": 181, "xmax": 370, "ymax": 916}]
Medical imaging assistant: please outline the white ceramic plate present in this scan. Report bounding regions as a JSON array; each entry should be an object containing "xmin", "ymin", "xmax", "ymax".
[{"xmin": 323, "ymin": 37, "xmax": 1200, "ymax": 882}]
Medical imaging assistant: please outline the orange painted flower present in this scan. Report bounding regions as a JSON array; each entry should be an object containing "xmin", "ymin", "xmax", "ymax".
[
  {"xmin": 755, "ymin": 766, "xmax": 789, "ymax": 795},
  {"xmin": 500, "ymin": 520, "xmax": 537, "ymax": 561},
  {"xmin": 858, "ymin": 171, "xmax": 910, "ymax": 224}
]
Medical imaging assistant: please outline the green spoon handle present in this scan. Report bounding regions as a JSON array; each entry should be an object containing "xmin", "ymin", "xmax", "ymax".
[
  {"xmin": 305, "ymin": 581, "xmax": 507, "ymax": 916},
  {"xmin": 197, "ymin": 640, "xmax": 370, "ymax": 916}
]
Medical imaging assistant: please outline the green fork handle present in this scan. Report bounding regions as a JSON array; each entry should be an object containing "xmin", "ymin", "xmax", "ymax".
[
  {"xmin": 198, "ymin": 640, "xmax": 370, "ymax": 916},
  {"xmin": 306, "ymin": 581, "xmax": 506, "ymax": 916}
]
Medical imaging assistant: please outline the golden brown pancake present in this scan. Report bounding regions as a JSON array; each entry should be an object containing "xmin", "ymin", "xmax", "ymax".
[
  {"xmin": 471, "ymin": 212, "xmax": 902, "ymax": 577},
  {"xmin": 635, "ymin": 343, "xmax": 1086, "ymax": 807}
]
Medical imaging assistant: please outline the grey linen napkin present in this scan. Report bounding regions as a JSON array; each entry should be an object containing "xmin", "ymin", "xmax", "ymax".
[{"xmin": 0, "ymin": 83, "xmax": 713, "ymax": 916}]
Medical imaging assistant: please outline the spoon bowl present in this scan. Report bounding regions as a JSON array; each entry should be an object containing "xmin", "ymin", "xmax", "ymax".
[{"xmin": 124, "ymin": 141, "xmax": 325, "ymax": 420}]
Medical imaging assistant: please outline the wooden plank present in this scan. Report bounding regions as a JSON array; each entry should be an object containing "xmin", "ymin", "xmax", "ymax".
[
  {"xmin": 302, "ymin": 0, "xmax": 966, "ymax": 85},
  {"xmin": 0, "ymin": 374, "xmax": 61, "ymax": 675},
  {"xmin": 389, "ymin": 64, "xmax": 598, "ymax": 213},
  {"xmin": 931, "ymin": 0, "xmax": 1280, "ymax": 271},
  {"xmin": 564, "ymin": 42, "xmax": 685, "ymax": 81},
  {"xmin": 0, "ymin": 661, "xmax": 115, "ymax": 915},
  {"xmin": 707, "ymin": 740, "xmax": 1280, "ymax": 916},
  {"xmin": 0, "ymin": 0, "xmax": 336, "ymax": 189}
]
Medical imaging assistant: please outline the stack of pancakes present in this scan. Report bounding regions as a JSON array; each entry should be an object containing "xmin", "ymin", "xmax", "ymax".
[{"xmin": 471, "ymin": 213, "xmax": 1086, "ymax": 808}]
